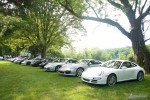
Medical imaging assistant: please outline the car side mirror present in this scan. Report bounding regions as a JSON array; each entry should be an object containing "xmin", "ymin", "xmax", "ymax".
[{"xmin": 121, "ymin": 66, "xmax": 127, "ymax": 69}]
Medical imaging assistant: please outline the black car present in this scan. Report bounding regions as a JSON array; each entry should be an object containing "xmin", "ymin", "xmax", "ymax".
[
  {"xmin": 30, "ymin": 58, "xmax": 45, "ymax": 67},
  {"xmin": 39, "ymin": 60, "xmax": 49, "ymax": 69}
]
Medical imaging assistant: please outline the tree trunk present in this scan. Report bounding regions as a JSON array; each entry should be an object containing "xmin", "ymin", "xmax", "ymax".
[
  {"xmin": 130, "ymin": 28, "xmax": 150, "ymax": 73},
  {"xmin": 40, "ymin": 45, "xmax": 46, "ymax": 58}
]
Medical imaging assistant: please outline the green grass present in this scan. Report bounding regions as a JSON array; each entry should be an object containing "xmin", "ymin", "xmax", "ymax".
[{"xmin": 0, "ymin": 61, "xmax": 150, "ymax": 100}]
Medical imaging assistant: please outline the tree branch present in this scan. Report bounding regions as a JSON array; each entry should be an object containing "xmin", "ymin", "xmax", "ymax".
[
  {"xmin": 107, "ymin": 0, "xmax": 122, "ymax": 10},
  {"xmin": 143, "ymin": 20, "xmax": 150, "ymax": 35},
  {"xmin": 85, "ymin": 0, "xmax": 99, "ymax": 18},
  {"xmin": 140, "ymin": 0, "xmax": 148, "ymax": 15},
  {"xmin": 82, "ymin": 16, "xmax": 131, "ymax": 39},
  {"xmin": 59, "ymin": 1, "xmax": 82, "ymax": 18},
  {"xmin": 137, "ymin": 6, "xmax": 150, "ymax": 21},
  {"xmin": 145, "ymin": 38, "xmax": 150, "ymax": 42},
  {"xmin": 134, "ymin": 0, "xmax": 138, "ymax": 13},
  {"xmin": 120, "ymin": 0, "xmax": 130, "ymax": 7}
]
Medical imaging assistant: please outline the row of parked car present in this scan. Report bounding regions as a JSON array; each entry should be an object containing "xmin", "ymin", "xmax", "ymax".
[{"xmin": 7, "ymin": 57, "xmax": 145, "ymax": 86}]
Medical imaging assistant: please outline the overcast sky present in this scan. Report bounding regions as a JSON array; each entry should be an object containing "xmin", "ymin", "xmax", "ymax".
[{"xmin": 71, "ymin": 19, "xmax": 150, "ymax": 50}]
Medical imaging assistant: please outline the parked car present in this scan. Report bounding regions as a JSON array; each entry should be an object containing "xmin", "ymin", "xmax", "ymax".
[
  {"xmin": 10, "ymin": 57, "xmax": 20, "ymax": 62},
  {"xmin": 58, "ymin": 59, "xmax": 102, "ymax": 77},
  {"xmin": 44, "ymin": 58, "xmax": 78, "ymax": 72},
  {"xmin": 14, "ymin": 57, "xmax": 28, "ymax": 64},
  {"xmin": 21, "ymin": 58, "xmax": 33, "ymax": 65},
  {"xmin": 31, "ymin": 58, "xmax": 45, "ymax": 67},
  {"xmin": 81, "ymin": 60, "xmax": 145, "ymax": 86},
  {"xmin": 39, "ymin": 60, "xmax": 49, "ymax": 69}
]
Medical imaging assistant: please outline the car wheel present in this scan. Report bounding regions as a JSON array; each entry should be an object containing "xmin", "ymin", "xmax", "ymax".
[
  {"xmin": 137, "ymin": 71, "xmax": 144, "ymax": 81},
  {"xmin": 107, "ymin": 74, "xmax": 117, "ymax": 86},
  {"xmin": 76, "ymin": 68, "xmax": 84, "ymax": 77},
  {"xmin": 55, "ymin": 66, "xmax": 61, "ymax": 72},
  {"xmin": 27, "ymin": 62, "xmax": 31, "ymax": 65}
]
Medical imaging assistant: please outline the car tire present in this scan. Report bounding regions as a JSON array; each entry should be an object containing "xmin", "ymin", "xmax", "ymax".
[
  {"xmin": 27, "ymin": 62, "xmax": 31, "ymax": 65},
  {"xmin": 76, "ymin": 68, "xmax": 84, "ymax": 77},
  {"xmin": 55, "ymin": 65, "xmax": 61, "ymax": 72},
  {"xmin": 137, "ymin": 71, "xmax": 144, "ymax": 81},
  {"xmin": 107, "ymin": 74, "xmax": 117, "ymax": 86}
]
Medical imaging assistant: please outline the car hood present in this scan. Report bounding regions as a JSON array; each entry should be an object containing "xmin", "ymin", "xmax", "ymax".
[
  {"xmin": 60, "ymin": 63, "xmax": 85, "ymax": 69},
  {"xmin": 45, "ymin": 62, "xmax": 65, "ymax": 67},
  {"xmin": 82, "ymin": 67, "xmax": 115, "ymax": 76}
]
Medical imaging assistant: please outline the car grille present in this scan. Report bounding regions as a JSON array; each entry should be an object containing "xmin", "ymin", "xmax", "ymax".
[
  {"xmin": 83, "ymin": 78, "xmax": 90, "ymax": 82},
  {"xmin": 58, "ymin": 71, "xmax": 71, "ymax": 74},
  {"xmin": 65, "ymin": 71, "xmax": 71, "ymax": 74},
  {"xmin": 91, "ymin": 80, "xmax": 97, "ymax": 83},
  {"xmin": 59, "ymin": 71, "xmax": 64, "ymax": 74}
]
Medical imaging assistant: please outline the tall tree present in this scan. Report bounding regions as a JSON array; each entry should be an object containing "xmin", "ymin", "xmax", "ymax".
[
  {"xmin": 21, "ymin": 0, "xmax": 83, "ymax": 58},
  {"xmin": 58, "ymin": 0, "xmax": 150, "ymax": 73}
]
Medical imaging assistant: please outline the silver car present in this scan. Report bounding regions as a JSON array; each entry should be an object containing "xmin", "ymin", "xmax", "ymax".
[
  {"xmin": 44, "ymin": 58, "xmax": 78, "ymax": 72},
  {"xmin": 58, "ymin": 59, "xmax": 102, "ymax": 77}
]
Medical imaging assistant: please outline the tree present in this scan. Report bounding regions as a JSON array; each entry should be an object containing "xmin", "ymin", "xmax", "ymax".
[
  {"xmin": 0, "ymin": 14, "xmax": 27, "ymax": 56},
  {"xmin": 20, "ymin": 0, "xmax": 83, "ymax": 58},
  {"xmin": 58, "ymin": 0, "xmax": 150, "ymax": 73}
]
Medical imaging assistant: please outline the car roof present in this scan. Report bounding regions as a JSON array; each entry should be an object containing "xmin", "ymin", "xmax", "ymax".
[{"xmin": 107, "ymin": 60, "xmax": 133, "ymax": 63}]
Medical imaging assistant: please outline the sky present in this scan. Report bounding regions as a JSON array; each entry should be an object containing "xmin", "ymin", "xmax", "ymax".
[
  {"xmin": 71, "ymin": 19, "xmax": 150, "ymax": 50},
  {"xmin": 71, "ymin": 20, "xmax": 131, "ymax": 50}
]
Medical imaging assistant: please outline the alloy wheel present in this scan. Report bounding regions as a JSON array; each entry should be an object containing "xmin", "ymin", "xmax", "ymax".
[
  {"xmin": 76, "ymin": 68, "xmax": 84, "ymax": 77},
  {"xmin": 107, "ymin": 74, "xmax": 116, "ymax": 86},
  {"xmin": 137, "ymin": 71, "xmax": 144, "ymax": 81}
]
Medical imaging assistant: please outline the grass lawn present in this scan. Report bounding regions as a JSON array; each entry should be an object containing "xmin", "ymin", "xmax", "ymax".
[{"xmin": 0, "ymin": 61, "xmax": 150, "ymax": 100}]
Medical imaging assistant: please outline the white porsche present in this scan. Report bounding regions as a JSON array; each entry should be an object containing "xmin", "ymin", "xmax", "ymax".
[{"xmin": 81, "ymin": 60, "xmax": 145, "ymax": 86}]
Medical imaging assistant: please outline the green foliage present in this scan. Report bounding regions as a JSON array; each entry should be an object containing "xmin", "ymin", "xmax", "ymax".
[
  {"xmin": 18, "ymin": 0, "xmax": 84, "ymax": 58},
  {"xmin": 0, "ymin": 14, "xmax": 22, "ymax": 37},
  {"xmin": 46, "ymin": 45, "xmax": 64, "ymax": 58},
  {"xmin": 0, "ymin": 45, "xmax": 12, "ymax": 56},
  {"xmin": 146, "ymin": 44, "xmax": 150, "ymax": 55},
  {"xmin": 0, "ymin": 14, "xmax": 28, "ymax": 55},
  {"xmin": 58, "ymin": 0, "xmax": 86, "ymax": 15},
  {"xmin": 63, "ymin": 46, "xmax": 135, "ymax": 61},
  {"xmin": 0, "ymin": 0, "xmax": 84, "ymax": 58}
]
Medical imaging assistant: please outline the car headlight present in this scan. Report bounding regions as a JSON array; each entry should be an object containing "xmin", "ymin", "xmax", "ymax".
[{"xmin": 97, "ymin": 71, "xmax": 104, "ymax": 76}]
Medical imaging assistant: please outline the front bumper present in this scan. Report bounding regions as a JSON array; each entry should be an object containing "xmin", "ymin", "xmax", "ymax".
[
  {"xmin": 45, "ymin": 67, "xmax": 55, "ymax": 71},
  {"xmin": 58, "ymin": 69, "xmax": 76, "ymax": 76},
  {"xmin": 21, "ymin": 62, "xmax": 27, "ymax": 65},
  {"xmin": 81, "ymin": 75, "xmax": 107, "ymax": 85}
]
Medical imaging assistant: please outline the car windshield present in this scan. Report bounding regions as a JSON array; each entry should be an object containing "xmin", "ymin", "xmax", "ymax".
[
  {"xmin": 53, "ymin": 58, "xmax": 66, "ymax": 62},
  {"xmin": 78, "ymin": 59, "xmax": 90, "ymax": 64},
  {"xmin": 102, "ymin": 61, "xmax": 122, "ymax": 69},
  {"xmin": 34, "ymin": 58, "xmax": 43, "ymax": 60}
]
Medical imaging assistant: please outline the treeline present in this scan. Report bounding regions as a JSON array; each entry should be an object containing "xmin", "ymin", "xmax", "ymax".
[
  {"xmin": 63, "ymin": 47, "xmax": 134, "ymax": 61},
  {"xmin": 63, "ymin": 44, "xmax": 150, "ymax": 62},
  {"xmin": 1, "ymin": 44, "xmax": 150, "ymax": 62}
]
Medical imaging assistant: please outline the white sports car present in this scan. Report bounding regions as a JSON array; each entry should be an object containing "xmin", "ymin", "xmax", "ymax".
[{"xmin": 81, "ymin": 60, "xmax": 145, "ymax": 86}]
